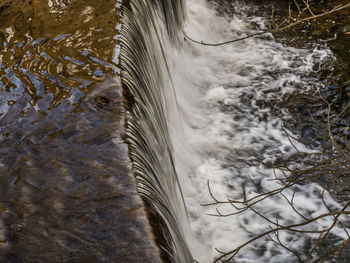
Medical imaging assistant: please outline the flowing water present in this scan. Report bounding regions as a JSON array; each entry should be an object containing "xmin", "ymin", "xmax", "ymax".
[
  {"xmin": 120, "ymin": 0, "xmax": 192, "ymax": 262},
  {"xmin": 121, "ymin": 0, "xmax": 350, "ymax": 262},
  {"xmin": 1, "ymin": 0, "xmax": 349, "ymax": 262}
]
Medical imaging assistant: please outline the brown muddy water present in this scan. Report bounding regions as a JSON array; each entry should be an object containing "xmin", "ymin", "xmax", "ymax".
[{"xmin": 0, "ymin": 0, "xmax": 161, "ymax": 262}]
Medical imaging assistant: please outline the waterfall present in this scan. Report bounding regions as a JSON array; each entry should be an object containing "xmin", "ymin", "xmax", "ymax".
[
  {"xmin": 120, "ymin": 0, "xmax": 192, "ymax": 262},
  {"xmin": 120, "ymin": 0, "xmax": 347, "ymax": 262}
]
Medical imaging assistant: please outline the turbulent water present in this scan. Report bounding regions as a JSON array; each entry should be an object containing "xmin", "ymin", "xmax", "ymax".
[
  {"xmin": 121, "ymin": 0, "xmax": 350, "ymax": 262},
  {"xmin": 171, "ymin": 1, "xmax": 338, "ymax": 262}
]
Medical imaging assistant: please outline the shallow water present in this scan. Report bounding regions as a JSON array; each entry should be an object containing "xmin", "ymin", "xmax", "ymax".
[{"xmin": 0, "ymin": 1, "xmax": 161, "ymax": 262}]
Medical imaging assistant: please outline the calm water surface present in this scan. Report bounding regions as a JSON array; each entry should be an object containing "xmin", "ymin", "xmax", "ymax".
[{"xmin": 0, "ymin": 1, "xmax": 160, "ymax": 262}]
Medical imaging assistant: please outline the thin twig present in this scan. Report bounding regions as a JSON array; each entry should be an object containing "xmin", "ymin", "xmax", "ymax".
[{"xmin": 183, "ymin": 3, "xmax": 350, "ymax": 47}]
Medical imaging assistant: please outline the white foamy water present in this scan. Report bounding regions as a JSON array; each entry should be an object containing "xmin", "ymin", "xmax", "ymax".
[{"xmin": 160, "ymin": 0, "xmax": 348, "ymax": 262}]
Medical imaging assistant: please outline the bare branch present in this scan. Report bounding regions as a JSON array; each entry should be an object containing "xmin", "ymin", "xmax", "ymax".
[{"xmin": 183, "ymin": 3, "xmax": 350, "ymax": 47}]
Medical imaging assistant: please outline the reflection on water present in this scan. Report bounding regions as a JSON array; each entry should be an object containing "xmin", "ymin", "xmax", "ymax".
[
  {"xmin": 0, "ymin": 0, "xmax": 119, "ymax": 108},
  {"xmin": 0, "ymin": 0, "xmax": 160, "ymax": 262}
]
